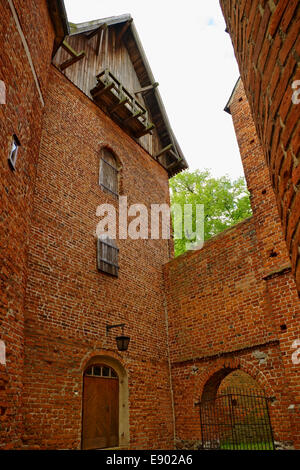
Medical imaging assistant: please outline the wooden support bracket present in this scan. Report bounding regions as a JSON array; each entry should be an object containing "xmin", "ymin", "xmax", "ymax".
[
  {"xmin": 116, "ymin": 19, "xmax": 133, "ymax": 46},
  {"xmin": 109, "ymin": 97, "xmax": 129, "ymax": 114},
  {"xmin": 155, "ymin": 144, "xmax": 173, "ymax": 159},
  {"xmin": 92, "ymin": 82, "xmax": 115, "ymax": 99},
  {"xmin": 168, "ymin": 149, "xmax": 181, "ymax": 161},
  {"xmin": 85, "ymin": 23, "xmax": 107, "ymax": 40},
  {"xmin": 135, "ymin": 123, "xmax": 155, "ymax": 138},
  {"xmin": 60, "ymin": 40, "xmax": 85, "ymax": 71},
  {"xmin": 135, "ymin": 82, "xmax": 159, "ymax": 96},
  {"xmin": 123, "ymin": 110, "xmax": 144, "ymax": 124},
  {"xmin": 95, "ymin": 28, "xmax": 103, "ymax": 56},
  {"xmin": 59, "ymin": 52, "xmax": 85, "ymax": 71},
  {"xmin": 166, "ymin": 156, "xmax": 183, "ymax": 170}
]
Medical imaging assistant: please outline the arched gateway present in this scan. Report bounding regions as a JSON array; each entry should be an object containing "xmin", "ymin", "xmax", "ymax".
[{"xmin": 199, "ymin": 368, "xmax": 275, "ymax": 450}]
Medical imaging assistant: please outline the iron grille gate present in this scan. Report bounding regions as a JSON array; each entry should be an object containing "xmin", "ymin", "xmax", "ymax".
[{"xmin": 199, "ymin": 388, "xmax": 275, "ymax": 450}]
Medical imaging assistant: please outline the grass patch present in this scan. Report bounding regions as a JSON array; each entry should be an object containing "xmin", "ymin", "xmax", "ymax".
[{"xmin": 220, "ymin": 442, "xmax": 274, "ymax": 450}]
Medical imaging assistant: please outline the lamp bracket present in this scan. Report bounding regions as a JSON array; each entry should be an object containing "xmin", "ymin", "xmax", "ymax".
[{"xmin": 106, "ymin": 323, "xmax": 125, "ymax": 335}]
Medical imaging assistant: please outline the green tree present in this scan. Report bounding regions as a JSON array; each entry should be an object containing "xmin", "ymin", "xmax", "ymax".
[{"xmin": 170, "ymin": 169, "xmax": 252, "ymax": 257}]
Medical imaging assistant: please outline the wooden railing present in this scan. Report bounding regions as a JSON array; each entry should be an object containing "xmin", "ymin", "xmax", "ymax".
[{"xmin": 91, "ymin": 69, "xmax": 155, "ymax": 138}]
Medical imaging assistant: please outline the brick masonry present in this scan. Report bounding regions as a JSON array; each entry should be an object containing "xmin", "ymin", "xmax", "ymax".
[
  {"xmin": 219, "ymin": 0, "xmax": 300, "ymax": 293},
  {"xmin": 22, "ymin": 66, "xmax": 174, "ymax": 449},
  {"xmin": 164, "ymin": 79, "xmax": 300, "ymax": 449},
  {"xmin": 0, "ymin": 0, "xmax": 55, "ymax": 449},
  {"xmin": 1, "ymin": 0, "xmax": 299, "ymax": 451}
]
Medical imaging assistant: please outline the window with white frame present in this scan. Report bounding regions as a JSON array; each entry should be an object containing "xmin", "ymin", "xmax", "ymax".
[{"xmin": 8, "ymin": 135, "xmax": 20, "ymax": 170}]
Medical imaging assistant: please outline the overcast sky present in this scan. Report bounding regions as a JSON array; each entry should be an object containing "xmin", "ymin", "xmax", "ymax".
[{"xmin": 64, "ymin": 0, "xmax": 244, "ymax": 179}]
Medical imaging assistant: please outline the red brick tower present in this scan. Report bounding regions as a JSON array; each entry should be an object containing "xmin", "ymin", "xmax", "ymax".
[{"xmin": 220, "ymin": 0, "xmax": 300, "ymax": 293}]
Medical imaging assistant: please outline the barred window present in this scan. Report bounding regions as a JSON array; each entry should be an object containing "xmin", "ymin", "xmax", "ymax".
[
  {"xmin": 99, "ymin": 148, "xmax": 119, "ymax": 197},
  {"xmin": 97, "ymin": 235, "xmax": 119, "ymax": 277}
]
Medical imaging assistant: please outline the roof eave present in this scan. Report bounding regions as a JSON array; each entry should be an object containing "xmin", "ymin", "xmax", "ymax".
[
  {"xmin": 69, "ymin": 14, "xmax": 132, "ymax": 36},
  {"xmin": 129, "ymin": 22, "xmax": 188, "ymax": 175},
  {"xmin": 47, "ymin": 0, "xmax": 70, "ymax": 56}
]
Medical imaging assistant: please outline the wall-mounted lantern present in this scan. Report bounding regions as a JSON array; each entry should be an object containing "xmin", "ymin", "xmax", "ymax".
[{"xmin": 106, "ymin": 323, "xmax": 130, "ymax": 351}]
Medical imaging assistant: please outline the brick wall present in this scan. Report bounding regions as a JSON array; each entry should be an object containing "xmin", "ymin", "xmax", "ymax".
[
  {"xmin": 229, "ymin": 80, "xmax": 300, "ymax": 446},
  {"xmin": 0, "ymin": 0, "xmax": 55, "ymax": 449},
  {"xmin": 165, "ymin": 219, "xmax": 295, "ymax": 446},
  {"xmin": 164, "ymin": 80, "xmax": 300, "ymax": 449},
  {"xmin": 22, "ymin": 66, "xmax": 174, "ymax": 449},
  {"xmin": 219, "ymin": 0, "xmax": 300, "ymax": 293}
]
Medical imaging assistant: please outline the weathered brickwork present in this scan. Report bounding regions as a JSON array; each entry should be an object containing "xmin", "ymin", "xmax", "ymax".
[
  {"xmin": 22, "ymin": 66, "xmax": 174, "ymax": 449},
  {"xmin": 172, "ymin": 349, "xmax": 295, "ymax": 449},
  {"xmin": 230, "ymin": 81, "xmax": 300, "ymax": 445},
  {"xmin": 1, "ymin": 0, "xmax": 299, "ymax": 451},
  {"xmin": 219, "ymin": 0, "xmax": 300, "ymax": 293},
  {"xmin": 164, "ymin": 79, "xmax": 300, "ymax": 449},
  {"xmin": 0, "ymin": 1, "xmax": 55, "ymax": 449}
]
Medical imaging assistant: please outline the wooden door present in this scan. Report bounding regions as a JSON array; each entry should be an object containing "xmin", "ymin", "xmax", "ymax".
[{"xmin": 82, "ymin": 368, "xmax": 119, "ymax": 449}]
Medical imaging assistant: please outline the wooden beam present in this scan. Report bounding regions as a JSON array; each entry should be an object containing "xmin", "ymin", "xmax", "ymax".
[
  {"xmin": 155, "ymin": 144, "xmax": 173, "ymax": 159},
  {"xmin": 168, "ymin": 149, "xmax": 181, "ymax": 161},
  {"xmin": 91, "ymin": 82, "xmax": 115, "ymax": 99},
  {"xmin": 135, "ymin": 123, "xmax": 155, "ymax": 138},
  {"xmin": 59, "ymin": 51, "xmax": 85, "ymax": 71},
  {"xmin": 166, "ymin": 155, "xmax": 183, "ymax": 170},
  {"xmin": 105, "ymin": 25, "xmax": 109, "ymax": 65},
  {"xmin": 61, "ymin": 40, "xmax": 81, "ymax": 57},
  {"xmin": 60, "ymin": 39, "xmax": 85, "ymax": 70},
  {"xmin": 135, "ymin": 82, "xmax": 159, "ymax": 96},
  {"xmin": 123, "ymin": 110, "xmax": 144, "ymax": 124},
  {"xmin": 85, "ymin": 23, "xmax": 107, "ymax": 40},
  {"xmin": 116, "ymin": 19, "xmax": 133, "ymax": 46},
  {"xmin": 109, "ymin": 97, "xmax": 129, "ymax": 114},
  {"xmin": 96, "ymin": 27, "xmax": 104, "ymax": 56}
]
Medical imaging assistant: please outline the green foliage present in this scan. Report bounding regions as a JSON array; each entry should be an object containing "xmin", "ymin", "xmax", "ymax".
[
  {"xmin": 170, "ymin": 169, "xmax": 252, "ymax": 257},
  {"xmin": 220, "ymin": 441, "xmax": 274, "ymax": 450}
]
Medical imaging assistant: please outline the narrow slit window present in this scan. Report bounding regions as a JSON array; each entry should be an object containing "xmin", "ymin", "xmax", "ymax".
[
  {"xmin": 8, "ymin": 135, "xmax": 20, "ymax": 170},
  {"xmin": 97, "ymin": 235, "xmax": 119, "ymax": 277},
  {"xmin": 99, "ymin": 148, "xmax": 119, "ymax": 197}
]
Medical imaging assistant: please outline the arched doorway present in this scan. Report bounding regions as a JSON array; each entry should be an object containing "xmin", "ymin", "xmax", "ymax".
[
  {"xmin": 82, "ymin": 364, "xmax": 119, "ymax": 449},
  {"xmin": 199, "ymin": 368, "xmax": 274, "ymax": 450}
]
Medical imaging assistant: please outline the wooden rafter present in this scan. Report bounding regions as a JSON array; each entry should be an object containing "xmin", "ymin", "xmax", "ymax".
[
  {"xmin": 95, "ymin": 27, "xmax": 104, "ymax": 56},
  {"xmin": 59, "ymin": 40, "xmax": 85, "ymax": 71},
  {"xmin": 135, "ymin": 123, "xmax": 155, "ymax": 138},
  {"xmin": 85, "ymin": 23, "xmax": 107, "ymax": 40},
  {"xmin": 109, "ymin": 97, "xmax": 129, "ymax": 114},
  {"xmin": 168, "ymin": 149, "xmax": 181, "ymax": 161},
  {"xmin": 166, "ymin": 159, "xmax": 182, "ymax": 171},
  {"xmin": 92, "ymin": 82, "xmax": 115, "ymax": 99},
  {"xmin": 135, "ymin": 82, "xmax": 159, "ymax": 96},
  {"xmin": 116, "ymin": 19, "xmax": 133, "ymax": 46},
  {"xmin": 123, "ymin": 110, "xmax": 144, "ymax": 124},
  {"xmin": 155, "ymin": 144, "xmax": 173, "ymax": 159},
  {"xmin": 85, "ymin": 24, "xmax": 107, "ymax": 56}
]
